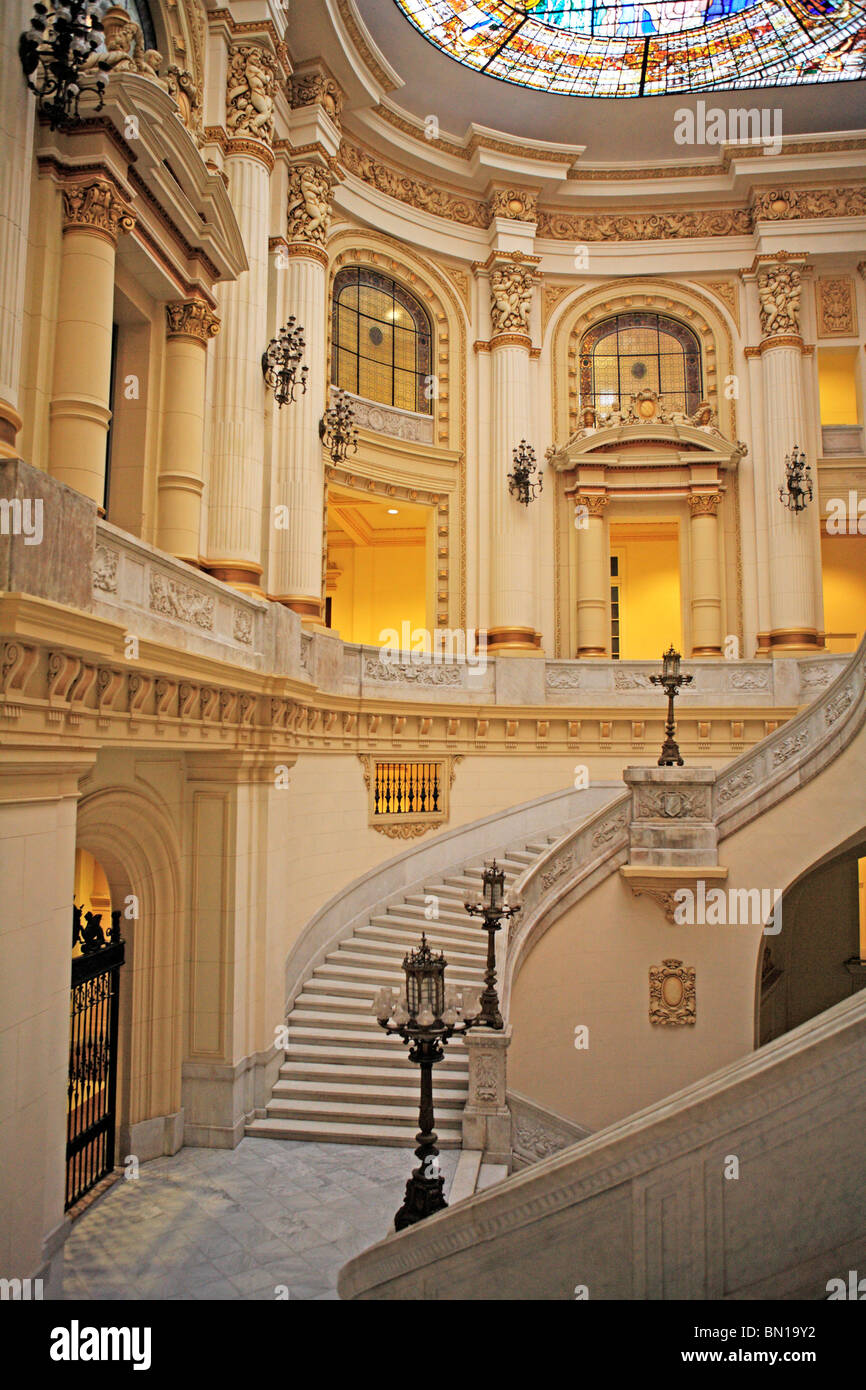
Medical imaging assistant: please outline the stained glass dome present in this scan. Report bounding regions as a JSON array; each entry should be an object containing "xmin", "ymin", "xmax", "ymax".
[{"xmin": 393, "ymin": 0, "xmax": 866, "ymax": 97}]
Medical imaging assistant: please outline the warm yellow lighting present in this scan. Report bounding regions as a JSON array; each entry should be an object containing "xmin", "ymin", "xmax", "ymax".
[
  {"xmin": 387, "ymin": 508, "xmax": 399, "ymax": 515},
  {"xmin": 859, "ymin": 857, "xmax": 866, "ymax": 960}
]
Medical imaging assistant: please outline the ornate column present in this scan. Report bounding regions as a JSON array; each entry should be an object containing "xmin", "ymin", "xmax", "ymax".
[
  {"xmin": 755, "ymin": 254, "xmax": 824, "ymax": 652},
  {"xmin": 268, "ymin": 157, "xmax": 337, "ymax": 621},
  {"xmin": 574, "ymin": 492, "xmax": 609, "ymax": 657},
  {"xmin": 488, "ymin": 254, "xmax": 542, "ymax": 652},
  {"xmin": 0, "ymin": 0, "xmax": 35, "ymax": 457},
  {"xmin": 157, "ymin": 299, "xmax": 220, "ymax": 565},
  {"xmin": 204, "ymin": 43, "xmax": 277, "ymax": 595},
  {"xmin": 688, "ymin": 491, "xmax": 723, "ymax": 656},
  {"xmin": 47, "ymin": 178, "xmax": 135, "ymax": 504}
]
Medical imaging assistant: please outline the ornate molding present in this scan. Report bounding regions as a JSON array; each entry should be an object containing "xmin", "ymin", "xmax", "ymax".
[
  {"xmin": 343, "ymin": 394, "xmax": 434, "ymax": 445},
  {"xmin": 148, "ymin": 572, "xmax": 214, "ymax": 630},
  {"xmin": 165, "ymin": 299, "xmax": 220, "ymax": 343},
  {"xmin": 573, "ymin": 492, "xmax": 609, "ymax": 517},
  {"xmin": 487, "ymin": 188, "xmax": 539, "ymax": 222},
  {"xmin": 290, "ymin": 69, "xmax": 343, "ymax": 126},
  {"xmin": 649, "ymin": 958, "xmax": 696, "ymax": 1026},
  {"xmin": 60, "ymin": 178, "xmax": 136, "ymax": 245},
  {"xmin": 688, "ymin": 492, "xmax": 720, "ymax": 517},
  {"xmin": 339, "ymin": 141, "xmax": 487, "ymax": 228},
  {"xmin": 489, "ymin": 260, "xmax": 536, "ymax": 334}
]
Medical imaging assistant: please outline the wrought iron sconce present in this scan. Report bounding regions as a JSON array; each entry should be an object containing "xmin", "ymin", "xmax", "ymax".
[
  {"xmin": 262, "ymin": 318, "xmax": 308, "ymax": 408},
  {"xmin": 508, "ymin": 439, "xmax": 542, "ymax": 506},
  {"xmin": 373, "ymin": 934, "xmax": 482, "ymax": 1230},
  {"xmin": 778, "ymin": 445, "xmax": 812, "ymax": 513},
  {"xmin": 649, "ymin": 644, "xmax": 693, "ymax": 767},
  {"xmin": 20, "ymin": 0, "xmax": 109, "ymax": 129},
  {"xmin": 464, "ymin": 859, "xmax": 520, "ymax": 1030},
  {"xmin": 319, "ymin": 389, "xmax": 358, "ymax": 466}
]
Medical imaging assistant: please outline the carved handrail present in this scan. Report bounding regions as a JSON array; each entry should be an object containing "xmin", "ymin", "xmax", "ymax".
[{"xmin": 712, "ymin": 630, "xmax": 866, "ymax": 837}]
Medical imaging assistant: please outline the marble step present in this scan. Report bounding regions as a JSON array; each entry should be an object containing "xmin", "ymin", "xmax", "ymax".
[
  {"xmin": 277, "ymin": 1060, "xmax": 461, "ymax": 1089},
  {"xmin": 266, "ymin": 1096, "xmax": 465, "ymax": 1125},
  {"xmin": 245, "ymin": 1117, "xmax": 462, "ymax": 1147},
  {"xmin": 280, "ymin": 1041, "xmax": 466, "ymax": 1069},
  {"xmin": 272, "ymin": 1078, "xmax": 468, "ymax": 1107},
  {"xmin": 326, "ymin": 948, "xmax": 481, "ymax": 979}
]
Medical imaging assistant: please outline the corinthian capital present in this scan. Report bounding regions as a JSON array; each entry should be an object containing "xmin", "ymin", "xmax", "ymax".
[
  {"xmin": 688, "ymin": 492, "xmax": 720, "ymax": 517},
  {"xmin": 226, "ymin": 44, "xmax": 277, "ymax": 145},
  {"xmin": 165, "ymin": 299, "xmax": 220, "ymax": 344},
  {"xmin": 287, "ymin": 163, "xmax": 337, "ymax": 247},
  {"xmin": 61, "ymin": 179, "xmax": 136, "ymax": 244}
]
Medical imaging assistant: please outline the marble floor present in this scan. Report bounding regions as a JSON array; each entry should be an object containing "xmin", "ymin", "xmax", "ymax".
[{"xmin": 61, "ymin": 1138, "xmax": 459, "ymax": 1301}]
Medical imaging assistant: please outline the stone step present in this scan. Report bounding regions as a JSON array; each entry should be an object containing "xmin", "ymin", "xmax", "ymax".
[
  {"xmin": 245, "ymin": 1117, "xmax": 462, "ymax": 1147},
  {"xmin": 294, "ymin": 991, "xmax": 373, "ymax": 1014},
  {"xmin": 477, "ymin": 1163, "xmax": 509, "ymax": 1191},
  {"xmin": 326, "ymin": 948, "xmax": 481, "ymax": 980},
  {"xmin": 272, "ymin": 1078, "xmax": 468, "ymax": 1107},
  {"xmin": 448, "ymin": 1150, "xmax": 483, "ymax": 1204},
  {"xmin": 315, "ymin": 961, "xmax": 479, "ymax": 991},
  {"xmin": 363, "ymin": 919, "xmax": 486, "ymax": 952},
  {"xmin": 265, "ymin": 1096, "xmax": 465, "ymax": 1125},
  {"xmin": 388, "ymin": 902, "xmax": 478, "ymax": 928},
  {"xmin": 281, "ymin": 1041, "xmax": 467, "ymax": 1069},
  {"xmin": 288, "ymin": 1009, "xmax": 403, "ymax": 1034},
  {"xmin": 278, "ymin": 1060, "xmax": 451, "ymax": 1089},
  {"xmin": 339, "ymin": 935, "xmax": 485, "ymax": 967}
]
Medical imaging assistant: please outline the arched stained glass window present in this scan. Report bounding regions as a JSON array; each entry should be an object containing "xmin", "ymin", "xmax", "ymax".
[
  {"xmin": 580, "ymin": 312, "xmax": 702, "ymax": 416},
  {"xmin": 332, "ymin": 267, "xmax": 433, "ymax": 415}
]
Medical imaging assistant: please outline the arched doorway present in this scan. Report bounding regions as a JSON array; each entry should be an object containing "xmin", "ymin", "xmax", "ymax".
[
  {"xmin": 76, "ymin": 785, "xmax": 184, "ymax": 1170},
  {"xmin": 759, "ymin": 833, "xmax": 866, "ymax": 1046}
]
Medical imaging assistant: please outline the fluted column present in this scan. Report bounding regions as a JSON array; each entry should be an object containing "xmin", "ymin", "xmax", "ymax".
[
  {"xmin": 269, "ymin": 161, "xmax": 336, "ymax": 619},
  {"xmin": 756, "ymin": 256, "xmax": 823, "ymax": 652},
  {"xmin": 204, "ymin": 43, "xmax": 278, "ymax": 595},
  {"xmin": 48, "ymin": 178, "xmax": 135, "ymax": 504},
  {"xmin": 487, "ymin": 258, "xmax": 541, "ymax": 652},
  {"xmin": 157, "ymin": 299, "xmax": 220, "ymax": 564},
  {"xmin": 0, "ymin": 0, "xmax": 35, "ymax": 457},
  {"xmin": 574, "ymin": 493, "xmax": 609, "ymax": 657},
  {"xmin": 688, "ymin": 491, "xmax": 723, "ymax": 655}
]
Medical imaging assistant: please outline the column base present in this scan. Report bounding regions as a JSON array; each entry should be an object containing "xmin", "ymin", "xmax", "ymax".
[
  {"xmin": 767, "ymin": 627, "xmax": 823, "ymax": 654},
  {"xmin": 202, "ymin": 560, "xmax": 264, "ymax": 597},
  {"xmin": 271, "ymin": 594, "xmax": 324, "ymax": 623},
  {"xmin": 0, "ymin": 402, "xmax": 23, "ymax": 458},
  {"xmin": 576, "ymin": 646, "xmax": 608, "ymax": 658},
  {"xmin": 486, "ymin": 625, "xmax": 542, "ymax": 653},
  {"xmin": 691, "ymin": 645, "xmax": 722, "ymax": 656}
]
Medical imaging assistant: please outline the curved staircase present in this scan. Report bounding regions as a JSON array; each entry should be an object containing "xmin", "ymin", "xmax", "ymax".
[{"xmin": 246, "ymin": 835, "xmax": 566, "ymax": 1147}]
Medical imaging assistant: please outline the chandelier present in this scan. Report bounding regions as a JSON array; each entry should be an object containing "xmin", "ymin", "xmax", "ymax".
[
  {"xmin": 508, "ymin": 439, "xmax": 542, "ymax": 506},
  {"xmin": 19, "ymin": 0, "xmax": 109, "ymax": 129},
  {"xmin": 778, "ymin": 445, "xmax": 812, "ymax": 513},
  {"xmin": 261, "ymin": 318, "xmax": 308, "ymax": 408},
  {"xmin": 319, "ymin": 389, "xmax": 358, "ymax": 465}
]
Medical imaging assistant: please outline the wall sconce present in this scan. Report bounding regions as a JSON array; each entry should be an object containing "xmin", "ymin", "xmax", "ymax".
[
  {"xmin": 778, "ymin": 445, "xmax": 812, "ymax": 513},
  {"xmin": 319, "ymin": 389, "xmax": 358, "ymax": 465},
  {"xmin": 20, "ymin": 0, "xmax": 109, "ymax": 129},
  {"xmin": 262, "ymin": 318, "xmax": 307, "ymax": 408},
  {"xmin": 508, "ymin": 440, "xmax": 542, "ymax": 506}
]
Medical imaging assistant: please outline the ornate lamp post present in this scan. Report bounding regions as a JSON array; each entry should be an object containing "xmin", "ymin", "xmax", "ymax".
[
  {"xmin": 373, "ymin": 934, "xmax": 482, "ymax": 1230},
  {"xmin": 649, "ymin": 644, "xmax": 693, "ymax": 767},
  {"xmin": 778, "ymin": 445, "xmax": 812, "ymax": 513},
  {"xmin": 319, "ymin": 389, "xmax": 358, "ymax": 466},
  {"xmin": 464, "ymin": 860, "xmax": 520, "ymax": 1030},
  {"xmin": 261, "ymin": 318, "xmax": 307, "ymax": 407},
  {"xmin": 507, "ymin": 439, "xmax": 542, "ymax": 506},
  {"xmin": 19, "ymin": 0, "xmax": 109, "ymax": 128}
]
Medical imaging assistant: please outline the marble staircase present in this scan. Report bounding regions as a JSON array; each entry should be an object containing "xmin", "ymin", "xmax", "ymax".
[{"xmin": 246, "ymin": 838, "xmax": 563, "ymax": 1148}]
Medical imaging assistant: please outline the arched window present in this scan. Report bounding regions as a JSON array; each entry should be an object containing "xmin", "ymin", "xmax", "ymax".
[
  {"xmin": 579, "ymin": 312, "xmax": 702, "ymax": 416},
  {"xmin": 332, "ymin": 267, "xmax": 433, "ymax": 415}
]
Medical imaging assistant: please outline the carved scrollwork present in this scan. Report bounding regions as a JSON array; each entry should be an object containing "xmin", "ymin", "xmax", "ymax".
[{"xmin": 649, "ymin": 958, "xmax": 696, "ymax": 1026}]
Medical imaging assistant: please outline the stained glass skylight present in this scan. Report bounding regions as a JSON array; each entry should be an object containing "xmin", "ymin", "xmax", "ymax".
[{"xmin": 393, "ymin": 0, "xmax": 866, "ymax": 97}]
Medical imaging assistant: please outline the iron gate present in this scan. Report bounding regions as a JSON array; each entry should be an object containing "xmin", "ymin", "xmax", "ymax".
[{"xmin": 66, "ymin": 908, "xmax": 124, "ymax": 1210}]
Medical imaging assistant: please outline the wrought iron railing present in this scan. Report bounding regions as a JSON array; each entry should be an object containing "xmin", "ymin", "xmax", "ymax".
[{"xmin": 66, "ymin": 909, "xmax": 124, "ymax": 1210}]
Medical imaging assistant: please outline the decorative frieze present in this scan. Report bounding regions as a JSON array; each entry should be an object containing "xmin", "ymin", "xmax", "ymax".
[
  {"xmin": 93, "ymin": 546, "xmax": 119, "ymax": 593},
  {"xmin": 339, "ymin": 141, "xmax": 487, "ymax": 228},
  {"xmin": 149, "ymin": 572, "xmax": 215, "ymax": 630},
  {"xmin": 344, "ymin": 394, "xmax": 433, "ymax": 444},
  {"xmin": 61, "ymin": 179, "xmax": 136, "ymax": 244},
  {"xmin": 290, "ymin": 69, "xmax": 343, "ymax": 125},
  {"xmin": 487, "ymin": 188, "xmax": 539, "ymax": 222},
  {"xmin": 363, "ymin": 657, "xmax": 462, "ymax": 687},
  {"xmin": 752, "ymin": 186, "xmax": 866, "ymax": 222},
  {"xmin": 536, "ymin": 207, "xmax": 752, "ymax": 241}
]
